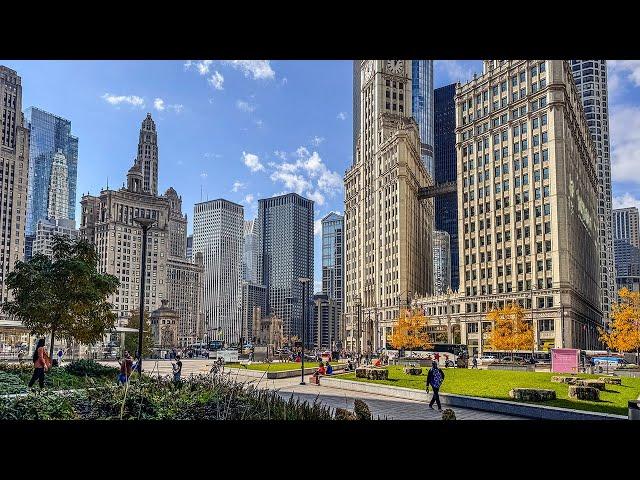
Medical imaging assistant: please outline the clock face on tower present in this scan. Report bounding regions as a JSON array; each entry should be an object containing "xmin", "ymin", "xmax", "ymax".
[{"xmin": 386, "ymin": 60, "xmax": 404, "ymax": 75}]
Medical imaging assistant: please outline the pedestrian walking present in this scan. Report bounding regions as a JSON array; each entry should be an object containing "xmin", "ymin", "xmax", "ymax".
[
  {"xmin": 117, "ymin": 351, "xmax": 133, "ymax": 385},
  {"xmin": 472, "ymin": 356, "xmax": 478, "ymax": 369},
  {"xmin": 28, "ymin": 339, "xmax": 50, "ymax": 389},
  {"xmin": 434, "ymin": 352, "xmax": 440, "ymax": 363},
  {"xmin": 57, "ymin": 348, "xmax": 64, "ymax": 366},
  {"xmin": 172, "ymin": 355, "xmax": 183, "ymax": 383},
  {"xmin": 426, "ymin": 361, "xmax": 445, "ymax": 411}
]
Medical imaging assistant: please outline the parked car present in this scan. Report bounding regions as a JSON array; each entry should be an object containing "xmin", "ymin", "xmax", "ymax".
[
  {"xmin": 501, "ymin": 356, "xmax": 525, "ymax": 363},
  {"xmin": 479, "ymin": 355, "xmax": 497, "ymax": 364}
]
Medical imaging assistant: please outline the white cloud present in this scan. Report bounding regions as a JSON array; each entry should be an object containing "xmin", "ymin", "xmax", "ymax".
[
  {"xmin": 101, "ymin": 93, "xmax": 145, "ymax": 108},
  {"xmin": 314, "ymin": 219, "xmax": 322, "ymax": 236},
  {"xmin": 244, "ymin": 194, "xmax": 255, "ymax": 205},
  {"xmin": 314, "ymin": 280, "xmax": 322, "ymax": 294},
  {"xmin": 337, "ymin": 112, "xmax": 347, "ymax": 120},
  {"xmin": 306, "ymin": 190, "xmax": 325, "ymax": 206},
  {"xmin": 610, "ymin": 105, "xmax": 640, "ymax": 183},
  {"xmin": 153, "ymin": 98, "xmax": 183, "ymax": 113},
  {"xmin": 281, "ymin": 77, "xmax": 288, "ymax": 85},
  {"xmin": 208, "ymin": 71, "xmax": 224, "ymax": 90},
  {"xmin": 242, "ymin": 152, "xmax": 264, "ymax": 172},
  {"xmin": 236, "ymin": 100, "xmax": 256, "ymax": 112},
  {"xmin": 232, "ymin": 181, "xmax": 246, "ymax": 192},
  {"xmin": 200, "ymin": 172, "xmax": 208, "ymax": 179},
  {"xmin": 434, "ymin": 60, "xmax": 477, "ymax": 85},
  {"xmin": 311, "ymin": 136, "xmax": 325, "ymax": 147},
  {"xmin": 609, "ymin": 61, "xmax": 640, "ymax": 87},
  {"xmin": 274, "ymin": 150, "xmax": 287, "ymax": 161},
  {"xmin": 184, "ymin": 60, "xmax": 213, "ymax": 75},
  {"xmin": 255, "ymin": 119, "xmax": 264, "ymax": 128},
  {"xmin": 269, "ymin": 171, "xmax": 311, "ymax": 193},
  {"xmin": 208, "ymin": 98, "xmax": 215, "ymax": 104},
  {"xmin": 613, "ymin": 193, "xmax": 640, "ymax": 210},
  {"xmin": 268, "ymin": 147, "xmax": 343, "ymax": 201},
  {"xmin": 222, "ymin": 60, "xmax": 275, "ymax": 80}
]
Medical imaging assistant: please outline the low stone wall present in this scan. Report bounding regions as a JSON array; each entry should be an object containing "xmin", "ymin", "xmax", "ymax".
[
  {"xmin": 508, "ymin": 388, "xmax": 556, "ymax": 402},
  {"xmin": 487, "ymin": 364, "xmax": 535, "ymax": 372},
  {"xmin": 551, "ymin": 376, "xmax": 583, "ymax": 385},
  {"xmin": 403, "ymin": 367, "xmax": 423, "ymax": 375},
  {"xmin": 225, "ymin": 364, "xmax": 345, "ymax": 380},
  {"xmin": 599, "ymin": 376, "xmax": 622, "ymax": 385},
  {"xmin": 355, "ymin": 367, "xmax": 388, "ymax": 380},
  {"xmin": 319, "ymin": 377, "xmax": 625, "ymax": 420},
  {"xmin": 575, "ymin": 379, "xmax": 606, "ymax": 391},
  {"xmin": 568, "ymin": 386, "xmax": 600, "ymax": 401}
]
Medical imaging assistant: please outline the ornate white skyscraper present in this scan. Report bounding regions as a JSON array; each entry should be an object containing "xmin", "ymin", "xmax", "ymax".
[
  {"xmin": 47, "ymin": 149, "xmax": 69, "ymax": 220},
  {"xmin": 193, "ymin": 199, "xmax": 244, "ymax": 345},
  {"xmin": 344, "ymin": 60, "xmax": 434, "ymax": 353},
  {"xmin": 136, "ymin": 113, "xmax": 159, "ymax": 196}
]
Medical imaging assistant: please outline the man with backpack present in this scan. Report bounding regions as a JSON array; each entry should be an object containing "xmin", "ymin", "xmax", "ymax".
[{"xmin": 426, "ymin": 361, "xmax": 445, "ymax": 411}]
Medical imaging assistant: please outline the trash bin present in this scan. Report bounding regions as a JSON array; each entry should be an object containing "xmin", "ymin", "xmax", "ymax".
[{"xmin": 629, "ymin": 400, "xmax": 640, "ymax": 420}]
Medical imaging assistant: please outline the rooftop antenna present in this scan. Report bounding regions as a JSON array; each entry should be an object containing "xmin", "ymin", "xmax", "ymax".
[
  {"xmin": 200, "ymin": 184, "xmax": 203, "ymax": 202},
  {"xmin": 106, "ymin": 176, "xmax": 109, "ymax": 190}
]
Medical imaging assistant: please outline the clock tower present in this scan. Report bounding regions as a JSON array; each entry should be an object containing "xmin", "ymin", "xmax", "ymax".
[{"xmin": 344, "ymin": 60, "xmax": 434, "ymax": 353}]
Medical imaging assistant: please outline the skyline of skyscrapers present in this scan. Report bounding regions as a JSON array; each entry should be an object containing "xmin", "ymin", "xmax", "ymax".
[
  {"xmin": 613, "ymin": 207, "xmax": 640, "ymax": 293},
  {"xmin": 24, "ymin": 107, "xmax": 78, "ymax": 233},
  {"xmin": 571, "ymin": 60, "xmax": 615, "ymax": 326}
]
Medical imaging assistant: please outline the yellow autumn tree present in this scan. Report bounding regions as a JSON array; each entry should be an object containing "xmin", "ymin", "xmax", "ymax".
[
  {"xmin": 601, "ymin": 288, "xmax": 640, "ymax": 362},
  {"xmin": 390, "ymin": 308, "xmax": 433, "ymax": 351},
  {"xmin": 487, "ymin": 303, "xmax": 533, "ymax": 358}
]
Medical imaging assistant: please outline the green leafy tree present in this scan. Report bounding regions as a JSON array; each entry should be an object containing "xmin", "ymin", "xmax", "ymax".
[
  {"xmin": 124, "ymin": 309, "xmax": 154, "ymax": 357},
  {"xmin": 2, "ymin": 235, "xmax": 119, "ymax": 360}
]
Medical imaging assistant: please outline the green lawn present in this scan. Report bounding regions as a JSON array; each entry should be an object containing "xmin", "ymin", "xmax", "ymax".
[
  {"xmin": 338, "ymin": 366, "xmax": 640, "ymax": 416},
  {"xmin": 226, "ymin": 362, "xmax": 342, "ymax": 372}
]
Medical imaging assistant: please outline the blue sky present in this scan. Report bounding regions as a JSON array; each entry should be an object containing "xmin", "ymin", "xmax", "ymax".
[{"xmin": 2, "ymin": 59, "xmax": 639, "ymax": 293}]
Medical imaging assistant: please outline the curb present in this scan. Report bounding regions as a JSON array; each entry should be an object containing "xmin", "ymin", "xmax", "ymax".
[{"xmin": 319, "ymin": 376, "xmax": 627, "ymax": 421}]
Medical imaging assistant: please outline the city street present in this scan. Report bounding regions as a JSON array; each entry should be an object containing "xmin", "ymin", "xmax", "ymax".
[{"xmin": 102, "ymin": 359, "xmax": 523, "ymax": 420}]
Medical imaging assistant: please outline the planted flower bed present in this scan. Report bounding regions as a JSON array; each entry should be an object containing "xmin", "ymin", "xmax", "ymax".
[{"xmin": 0, "ymin": 374, "xmax": 352, "ymax": 420}]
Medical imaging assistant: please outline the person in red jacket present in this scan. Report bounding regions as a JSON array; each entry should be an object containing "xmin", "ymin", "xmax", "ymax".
[{"xmin": 28, "ymin": 338, "xmax": 48, "ymax": 389}]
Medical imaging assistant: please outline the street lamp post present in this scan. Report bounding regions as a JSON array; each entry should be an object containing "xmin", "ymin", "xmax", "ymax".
[
  {"xmin": 298, "ymin": 278, "xmax": 311, "ymax": 385},
  {"xmin": 133, "ymin": 217, "xmax": 156, "ymax": 376},
  {"xmin": 355, "ymin": 296, "xmax": 362, "ymax": 362}
]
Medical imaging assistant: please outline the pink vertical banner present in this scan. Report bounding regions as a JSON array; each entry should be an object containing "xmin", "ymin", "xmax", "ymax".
[{"xmin": 551, "ymin": 348, "xmax": 579, "ymax": 373}]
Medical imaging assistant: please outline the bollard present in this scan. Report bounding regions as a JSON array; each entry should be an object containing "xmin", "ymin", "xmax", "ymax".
[{"xmin": 629, "ymin": 400, "xmax": 640, "ymax": 420}]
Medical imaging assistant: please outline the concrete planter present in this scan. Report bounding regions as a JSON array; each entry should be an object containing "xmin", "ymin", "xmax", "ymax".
[
  {"xmin": 551, "ymin": 376, "xmax": 583, "ymax": 385},
  {"xmin": 568, "ymin": 386, "xmax": 599, "ymax": 401},
  {"xmin": 509, "ymin": 388, "xmax": 556, "ymax": 402}
]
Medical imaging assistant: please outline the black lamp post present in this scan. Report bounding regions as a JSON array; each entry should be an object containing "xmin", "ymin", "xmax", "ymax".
[
  {"xmin": 133, "ymin": 217, "xmax": 156, "ymax": 375},
  {"xmin": 298, "ymin": 277, "xmax": 310, "ymax": 385}
]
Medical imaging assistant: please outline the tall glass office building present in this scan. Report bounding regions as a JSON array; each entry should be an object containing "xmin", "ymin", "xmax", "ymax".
[
  {"xmin": 352, "ymin": 60, "xmax": 434, "ymax": 176},
  {"xmin": 25, "ymin": 107, "xmax": 78, "ymax": 237},
  {"xmin": 412, "ymin": 60, "xmax": 435, "ymax": 177},
  {"xmin": 321, "ymin": 212, "xmax": 344, "ymax": 313},
  {"xmin": 434, "ymin": 83, "xmax": 459, "ymax": 291}
]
